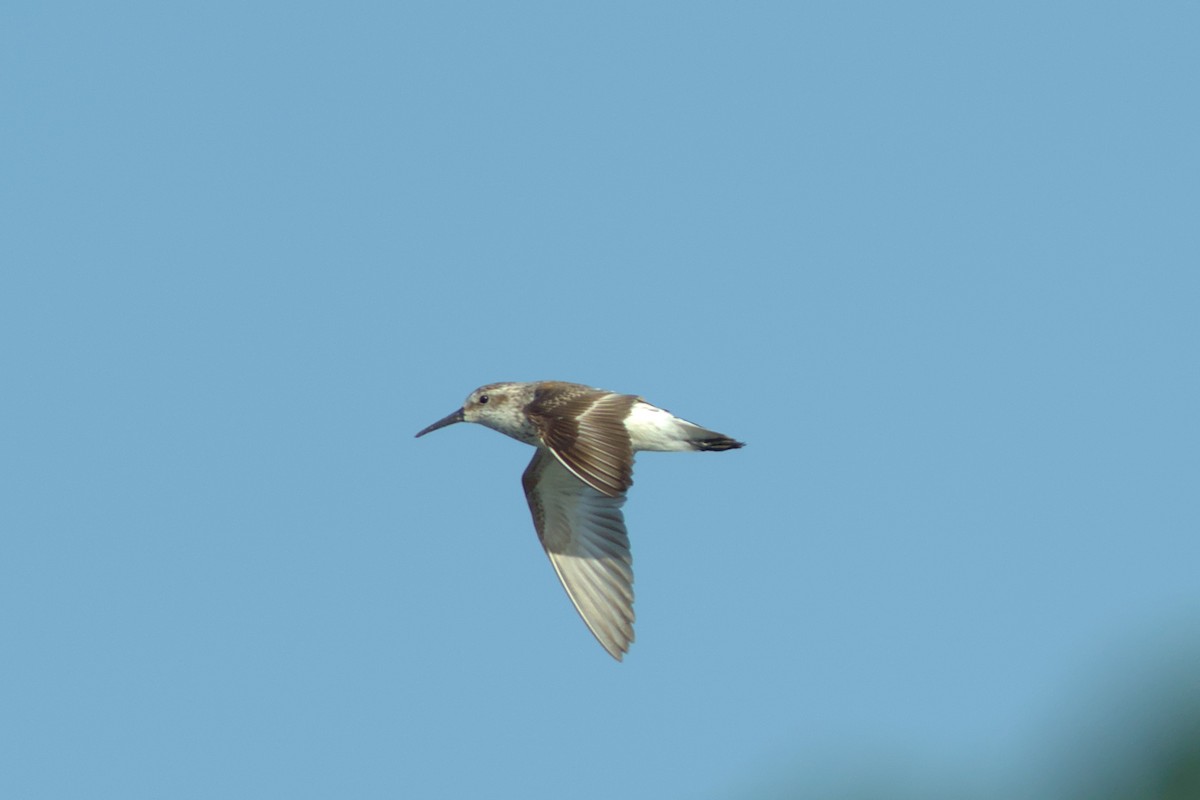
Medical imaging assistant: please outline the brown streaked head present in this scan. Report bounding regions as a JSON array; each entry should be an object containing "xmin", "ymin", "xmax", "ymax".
[
  {"xmin": 415, "ymin": 383, "xmax": 520, "ymax": 438},
  {"xmin": 459, "ymin": 384, "xmax": 513, "ymax": 423}
]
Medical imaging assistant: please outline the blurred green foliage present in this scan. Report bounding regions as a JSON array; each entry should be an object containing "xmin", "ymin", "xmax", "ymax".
[{"xmin": 729, "ymin": 640, "xmax": 1200, "ymax": 800}]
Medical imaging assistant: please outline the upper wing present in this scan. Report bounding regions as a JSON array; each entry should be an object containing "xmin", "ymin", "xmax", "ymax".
[
  {"xmin": 525, "ymin": 384, "xmax": 637, "ymax": 498},
  {"xmin": 523, "ymin": 448, "xmax": 634, "ymax": 660}
]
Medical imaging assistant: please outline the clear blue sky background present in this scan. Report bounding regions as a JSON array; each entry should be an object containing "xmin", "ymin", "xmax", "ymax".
[{"xmin": 3, "ymin": 3, "xmax": 1198, "ymax": 798}]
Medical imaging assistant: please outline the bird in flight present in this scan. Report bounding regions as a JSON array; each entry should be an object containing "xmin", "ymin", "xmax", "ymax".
[{"xmin": 415, "ymin": 380, "xmax": 744, "ymax": 661}]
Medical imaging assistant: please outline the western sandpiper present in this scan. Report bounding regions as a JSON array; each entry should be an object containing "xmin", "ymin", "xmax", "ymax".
[{"xmin": 415, "ymin": 380, "xmax": 744, "ymax": 660}]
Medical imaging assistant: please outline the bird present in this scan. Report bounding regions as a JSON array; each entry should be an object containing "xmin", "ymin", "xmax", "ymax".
[{"xmin": 414, "ymin": 380, "xmax": 744, "ymax": 660}]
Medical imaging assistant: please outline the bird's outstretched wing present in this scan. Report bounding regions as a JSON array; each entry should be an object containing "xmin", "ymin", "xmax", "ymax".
[{"xmin": 523, "ymin": 448, "xmax": 634, "ymax": 660}]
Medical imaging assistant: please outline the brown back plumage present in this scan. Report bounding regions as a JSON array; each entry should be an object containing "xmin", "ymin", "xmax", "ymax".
[{"xmin": 524, "ymin": 382, "xmax": 638, "ymax": 498}]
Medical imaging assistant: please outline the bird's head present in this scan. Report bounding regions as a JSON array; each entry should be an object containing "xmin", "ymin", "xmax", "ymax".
[{"xmin": 414, "ymin": 383, "xmax": 523, "ymax": 438}]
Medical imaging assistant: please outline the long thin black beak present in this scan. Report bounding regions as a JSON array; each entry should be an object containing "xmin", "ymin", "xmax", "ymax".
[{"xmin": 415, "ymin": 408, "xmax": 465, "ymax": 438}]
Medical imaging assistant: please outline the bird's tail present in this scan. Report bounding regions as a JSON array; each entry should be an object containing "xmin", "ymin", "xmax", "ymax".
[{"xmin": 688, "ymin": 427, "xmax": 745, "ymax": 451}]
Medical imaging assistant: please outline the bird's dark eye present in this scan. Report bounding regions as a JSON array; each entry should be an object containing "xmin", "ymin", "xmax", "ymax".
[{"xmin": 479, "ymin": 394, "xmax": 490, "ymax": 404}]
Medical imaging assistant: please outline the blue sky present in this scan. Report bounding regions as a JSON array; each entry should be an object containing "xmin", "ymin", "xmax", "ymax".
[{"xmin": 3, "ymin": 3, "xmax": 1198, "ymax": 798}]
